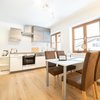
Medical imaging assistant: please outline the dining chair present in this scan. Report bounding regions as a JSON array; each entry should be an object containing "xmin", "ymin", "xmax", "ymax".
[
  {"xmin": 56, "ymin": 51, "xmax": 76, "ymax": 71},
  {"xmin": 76, "ymin": 69, "xmax": 83, "ymax": 74},
  {"xmin": 76, "ymin": 52, "xmax": 100, "ymax": 75},
  {"xmin": 45, "ymin": 51, "xmax": 63, "ymax": 86},
  {"xmin": 94, "ymin": 52, "xmax": 100, "ymax": 99},
  {"xmin": 62, "ymin": 51, "xmax": 99, "ymax": 100}
]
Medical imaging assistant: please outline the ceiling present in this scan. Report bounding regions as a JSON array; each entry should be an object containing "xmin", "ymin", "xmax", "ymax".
[{"xmin": 0, "ymin": 0, "xmax": 96, "ymax": 28}]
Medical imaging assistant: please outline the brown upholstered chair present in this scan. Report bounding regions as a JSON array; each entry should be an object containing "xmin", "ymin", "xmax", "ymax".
[
  {"xmin": 62, "ymin": 51, "xmax": 99, "ymax": 100},
  {"xmin": 76, "ymin": 69, "xmax": 83, "ymax": 74},
  {"xmin": 94, "ymin": 52, "xmax": 100, "ymax": 99},
  {"xmin": 45, "ymin": 51, "xmax": 63, "ymax": 76},
  {"xmin": 56, "ymin": 51, "xmax": 76, "ymax": 71}
]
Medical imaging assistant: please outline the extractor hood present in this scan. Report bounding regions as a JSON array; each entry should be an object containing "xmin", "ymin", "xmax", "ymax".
[{"xmin": 22, "ymin": 25, "xmax": 33, "ymax": 36}]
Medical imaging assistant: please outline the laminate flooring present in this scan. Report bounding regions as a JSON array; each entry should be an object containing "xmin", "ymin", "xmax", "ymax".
[{"xmin": 0, "ymin": 68, "xmax": 100, "ymax": 100}]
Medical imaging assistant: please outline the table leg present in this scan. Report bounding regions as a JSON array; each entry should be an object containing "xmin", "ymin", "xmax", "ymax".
[
  {"xmin": 46, "ymin": 61, "xmax": 49, "ymax": 86},
  {"xmin": 63, "ymin": 66, "xmax": 67, "ymax": 100}
]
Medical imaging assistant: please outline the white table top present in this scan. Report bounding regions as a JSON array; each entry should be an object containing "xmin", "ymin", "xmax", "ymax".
[{"xmin": 46, "ymin": 57, "xmax": 84, "ymax": 66}]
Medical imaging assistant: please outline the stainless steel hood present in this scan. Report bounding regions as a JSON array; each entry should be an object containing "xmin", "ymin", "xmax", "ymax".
[{"xmin": 22, "ymin": 25, "xmax": 33, "ymax": 36}]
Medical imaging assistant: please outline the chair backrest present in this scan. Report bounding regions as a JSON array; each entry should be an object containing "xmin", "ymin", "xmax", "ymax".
[
  {"xmin": 45, "ymin": 51, "xmax": 56, "ymax": 59},
  {"xmin": 45, "ymin": 51, "xmax": 56, "ymax": 67},
  {"xmin": 94, "ymin": 52, "xmax": 100, "ymax": 81},
  {"xmin": 56, "ymin": 51, "xmax": 65, "ymax": 58},
  {"xmin": 82, "ymin": 51, "xmax": 99, "ymax": 91}
]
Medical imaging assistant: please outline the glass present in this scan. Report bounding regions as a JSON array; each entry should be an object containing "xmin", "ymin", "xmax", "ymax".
[
  {"xmin": 57, "ymin": 42, "xmax": 61, "ymax": 50},
  {"xmin": 86, "ymin": 21, "xmax": 100, "ymax": 50},
  {"xmin": 57, "ymin": 34, "xmax": 61, "ymax": 42},
  {"xmin": 52, "ymin": 43, "xmax": 56, "ymax": 50},
  {"xmin": 74, "ymin": 27, "xmax": 84, "ymax": 39},
  {"xmin": 87, "ymin": 36, "xmax": 100, "ymax": 51},
  {"xmin": 86, "ymin": 22, "xmax": 99, "ymax": 37},
  {"xmin": 74, "ymin": 39, "xmax": 84, "ymax": 51},
  {"xmin": 52, "ymin": 35, "xmax": 55, "ymax": 43},
  {"xmin": 74, "ymin": 26, "xmax": 84, "ymax": 51}
]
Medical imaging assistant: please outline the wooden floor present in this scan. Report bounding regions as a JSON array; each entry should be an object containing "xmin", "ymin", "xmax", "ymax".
[{"xmin": 0, "ymin": 68, "xmax": 100, "ymax": 100}]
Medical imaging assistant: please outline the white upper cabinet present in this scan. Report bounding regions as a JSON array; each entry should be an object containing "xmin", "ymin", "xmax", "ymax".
[
  {"xmin": 33, "ymin": 26, "xmax": 50, "ymax": 42},
  {"xmin": 9, "ymin": 28, "xmax": 22, "ymax": 41},
  {"xmin": 43, "ymin": 29, "xmax": 50, "ymax": 42}
]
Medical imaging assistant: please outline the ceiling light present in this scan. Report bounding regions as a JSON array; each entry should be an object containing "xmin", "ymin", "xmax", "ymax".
[{"xmin": 33, "ymin": 0, "xmax": 55, "ymax": 18}]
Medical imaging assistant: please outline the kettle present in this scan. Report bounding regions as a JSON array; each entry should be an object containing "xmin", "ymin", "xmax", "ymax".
[{"xmin": 2, "ymin": 50, "xmax": 8, "ymax": 56}]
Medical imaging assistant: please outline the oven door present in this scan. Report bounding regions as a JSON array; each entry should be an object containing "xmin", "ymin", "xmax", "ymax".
[{"xmin": 23, "ymin": 55, "xmax": 36, "ymax": 65}]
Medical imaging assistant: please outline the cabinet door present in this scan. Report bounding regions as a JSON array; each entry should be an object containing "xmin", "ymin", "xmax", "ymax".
[
  {"xmin": 35, "ymin": 56, "xmax": 46, "ymax": 68},
  {"xmin": 33, "ymin": 26, "xmax": 50, "ymax": 42},
  {"xmin": 10, "ymin": 57, "xmax": 22, "ymax": 72},
  {"xmin": 43, "ymin": 29, "xmax": 50, "ymax": 42},
  {"xmin": 34, "ymin": 30, "xmax": 44, "ymax": 42},
  {"xmin": 0, "ymin": 57, "xmax": 9, "ymax": 71},
  {"xmin": 9, "ymin": 28, "xmax": 21, "ymax": 41}
]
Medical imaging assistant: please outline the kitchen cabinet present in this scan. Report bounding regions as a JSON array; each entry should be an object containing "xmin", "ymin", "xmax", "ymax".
[
  {"xmin": 43, "ymin": 29, "xmax": 50, "ymax": 42},
  {"xmin": 33, "ymin": 26, "xmax": 44, "ymax": 42},
  {"xmin": 9, "ymin": 28, "xmax": 22, "ymax": 41},
  {"xmin": 0, "ymin": 56, "xmax": 9, "ymax": 72},
  {"xmin": 33, "ymin": 26, "xmax": 50, "ymax": 42},
  {"xmin": 10, "ymin": 54, "xmax": 22, "ymax": 72},
  {"xmin": 35, "ymin": 56, "xmax": 46, "ymax": 67},
  {"xmin": 10, "ymin": 53, "xmax": 46, "ymax": 72}
]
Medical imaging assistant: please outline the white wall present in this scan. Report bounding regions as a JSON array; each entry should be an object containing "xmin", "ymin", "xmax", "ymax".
[
  {"xmin": 51, "ymin": 0, "xmax": 100, "ymax": 53},
  {"xmin": 0, "ymin": 21, "xmax": 50, "ymax": 55}
]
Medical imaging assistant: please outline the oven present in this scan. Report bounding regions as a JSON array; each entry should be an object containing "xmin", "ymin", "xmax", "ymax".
[{"xmin": 22, "ymin": 54, "xmax": 36, "ymax": 65}]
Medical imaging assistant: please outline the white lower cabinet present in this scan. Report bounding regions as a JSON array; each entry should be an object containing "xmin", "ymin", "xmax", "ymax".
[
  {"xmin": 0, "ymin": 57, "xmax": 9, "ymax": 71},
  {"xmin": 10, "ymin": 55, "xmax": 45, "ymax": 72},
  {"xmin": 10, "ymin": 57, "xmax": 22, "ymax": 72},
  {"xmin": 35, "ymin": 56, "xmax": 46, "ymax": 68}
]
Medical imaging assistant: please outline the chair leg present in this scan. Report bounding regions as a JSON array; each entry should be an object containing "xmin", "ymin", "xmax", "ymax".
[
  {"xmin": 92, "ymin": 84, "xmax": 96, "ymax": 100},
  {"xmin": 94, "ymin": 82, "xmax": 99, "ymax": 99},
  {"xmin": 57, "ymin": 75, "xmax": 59, "ymax": 80},
  {"xmin": 57, "ymin": 75, "xmax": 61, "ymax": 86},
  {"xmin": 57, "ymin": 75, "xmax": 59, "ymax": 78},
  {"xmin": 54, "ymin": 76, "xmax": 56, "ymax": 87},
  {"xmin": 82, "ymin": 91, "xmax": 87, "ymax": 100},
  {"xmin": 61, "ymin": 81, "xmax": 64, "ymax": 96}
]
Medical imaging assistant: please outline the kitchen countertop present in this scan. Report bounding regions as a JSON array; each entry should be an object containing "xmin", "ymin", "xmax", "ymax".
[
  {"xmin": 10, "ymin": 52, "xmax": 35, "ymax": 54},
  {"xmin": 10, "ymin": 52, "xmax": 45, "ymax": 56},
  {"xmin": 36, "ymin": 52, "xmax": 44, "ymax": 56}
]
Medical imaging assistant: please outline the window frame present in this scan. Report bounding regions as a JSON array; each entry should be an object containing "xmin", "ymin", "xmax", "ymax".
[
  {"xmin": 51, "ymin": 32, "xmax": 61, "ymax": 50},
  {"xmin": 72, "ymin": 18, "xmax": 100, "ymax": 53}
]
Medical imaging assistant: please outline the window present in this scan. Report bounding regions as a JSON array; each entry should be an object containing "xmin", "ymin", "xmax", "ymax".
[
  {"xmin": 86, "ymin": 22, "xmax": 100, "ymax": 51},
  {"xmin": 72, "ymin": 19, "xmax": 100, "ymax": 53},
  {"xmin": 51, "ymin": 35, "xmax": 56, "ymax": 50},
  {"xmin": 51, "ymin": 32, "xmax": 61, "ymax": 50},
  {"xmin": 73, "ymin": 26, "xmax": 85, "ymax": 52},
  {"xmin": 57, "ymin": 33, "xmax": 61, "ymax": 50}
]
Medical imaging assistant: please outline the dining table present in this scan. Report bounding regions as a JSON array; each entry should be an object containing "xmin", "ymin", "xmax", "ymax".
[{"xmin": 46, "ymin": 56, "xmax": 85, "ymax": 100}]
